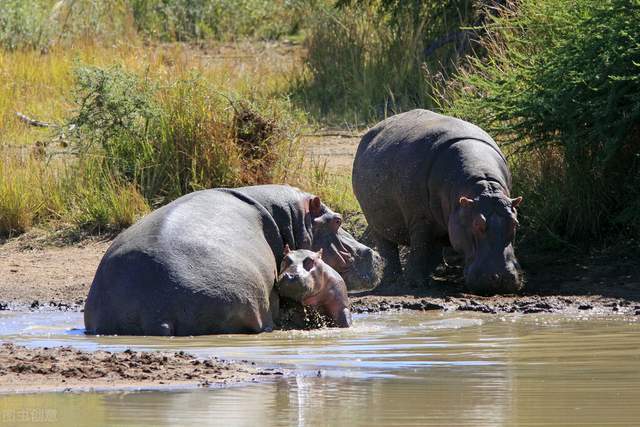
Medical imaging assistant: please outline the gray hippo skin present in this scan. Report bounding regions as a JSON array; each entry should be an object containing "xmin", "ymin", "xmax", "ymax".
[
  {"xmin": 84, "ymin": 185, "xmax": 379, "ymax": 336},
  {"xmin": 277, "ymin": 246, "xmax": 351, "ymax": 328},
  {"xmin": 352, "ymin": 109, "xmax": 523, "ymax": 294},
  {"xmin": 236, "ymin": 185, "xmax": 382, "ymax": 293}
]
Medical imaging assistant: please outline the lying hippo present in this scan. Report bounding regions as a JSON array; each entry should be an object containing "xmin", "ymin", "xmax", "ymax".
[
  {"xmin": 84, "ymin": 185, "xmax": 380, "ymax": 336},
  {"xmin": 352, "ymin": 109, "xmax": 523, "ymax": 294},
  {"xmin": 277, "ymin": 246, "xmax": 351, "ymax": 328}
]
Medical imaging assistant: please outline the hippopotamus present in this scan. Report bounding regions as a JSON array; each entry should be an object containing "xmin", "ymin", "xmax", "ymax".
[
  {"xmin": 277, "ymin": 246, "xmax": 351, "ymax": 328},
  {"xmin": 231, "ymin": 185, "xmax": 381, "ymax": 293},
  {"xmin": 352, "ymin": 109, "xmax": 523, "ymax": 294},
  {"xmin": 84, "ymin": 185, "xmax": 380, "ymax": 336}
]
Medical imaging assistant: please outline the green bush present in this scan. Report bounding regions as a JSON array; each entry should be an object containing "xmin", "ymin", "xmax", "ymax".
[
  {"xmin": 0, "ymin": 0, "xmax": 135, "ymax": 50},
  {"xmin": 442, "ymin": 0, "xmax": 640, "ymax": 244},
  {"xmin": 66, "ymin": 65, "xmax": 300, "ymax": 206},
  {"xmin": 0, "ymin": 0, "xmax": 54, "ymax": 50}
]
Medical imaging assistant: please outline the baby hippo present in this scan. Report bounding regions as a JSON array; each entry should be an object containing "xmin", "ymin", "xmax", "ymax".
[{"xmin": 277, "ymin": 245, "xmax": 352, "ymax": 328}]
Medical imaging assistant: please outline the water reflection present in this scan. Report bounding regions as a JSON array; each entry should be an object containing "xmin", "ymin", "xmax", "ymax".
[{"xmin": 1, "ymin": 311, "xmax": 639, "ymax": 426}]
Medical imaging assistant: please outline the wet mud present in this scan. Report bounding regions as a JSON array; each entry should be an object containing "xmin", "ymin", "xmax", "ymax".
[{"xmin": 0, "ymin": 343, "xmax": 285, "ymax": 393}]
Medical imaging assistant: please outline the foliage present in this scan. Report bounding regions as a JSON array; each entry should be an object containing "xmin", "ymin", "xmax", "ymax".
[
  {"xmin": 0, "ymin": 0, "xmax": 135, "ymax": 51},
  {"xmin": 294, "ymin": 0, "xmax": 479, "ymax": 125},
  {"xmin": 0, "ymin": 0, "xmax": 311, "ymax": 51},
  {"xmin": 130, "ymin": 0, "xmax": 309, "ymax": 42},
  {"xmin": 67, "ymin": 65, "xmax": 300, "ymax": 206},
  {"xmin": 443, "ymin": 0, "xmax": 640, "ymax": 243}
]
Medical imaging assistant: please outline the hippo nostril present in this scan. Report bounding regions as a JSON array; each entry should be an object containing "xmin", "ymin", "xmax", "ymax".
[{"xmin": 283, "ymin": 272, "xmax": 295, "ymax": 281}]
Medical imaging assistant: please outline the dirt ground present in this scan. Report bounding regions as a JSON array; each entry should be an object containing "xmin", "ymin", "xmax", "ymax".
[
  {"xmin": 0, "ymin": 343, "xmax": 283, "ymax": 393},
  {"xmin": 302, "ymin": 132, "xmax": 362, "ymax": 171}
]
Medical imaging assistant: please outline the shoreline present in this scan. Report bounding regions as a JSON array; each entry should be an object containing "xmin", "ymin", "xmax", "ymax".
[
  {"xmin": 1, "ymin": 233, "xmax": 638, "ymax": 317},
  {"xmin": 0, "ymin": 343, "xmax": 285, "ymax": 394}
]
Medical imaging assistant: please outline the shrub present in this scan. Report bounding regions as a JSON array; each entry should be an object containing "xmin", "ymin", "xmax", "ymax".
[
  {"xmin": 0, "ymin": 0, "xmax": 135, "ymax": 51},
  {"xmin": 66, "ymin": 64, "xmax": 300, "ymax": 206},
  {"xmin": 442, "ymin": 0, "xmax": 640, "ymax": 244}
]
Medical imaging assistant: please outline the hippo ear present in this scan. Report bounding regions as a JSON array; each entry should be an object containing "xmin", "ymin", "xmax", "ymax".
[
  {"xmin": 459, "ymin": 197, "xmax": 474, "ymax": 208},
  {"xmin": 283, "ymin": 244, "xmax": 291, "ymax": 255},
  {"xmin": 316, "ymin": 248, "xmax": 323, "ymax": 259},
  {"xmin": 309, "ymin": 196, "xmax": 322, "ymax": 217},
  {"xmin": 511, "ymin": 196, "xmax": 523, "ymax": 208}
]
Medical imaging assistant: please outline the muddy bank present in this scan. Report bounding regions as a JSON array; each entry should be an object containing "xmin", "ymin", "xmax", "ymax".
[
  {"xmin": 0, "ymin": 343, "xmax": 284, "ymax": 394},
  {"xmin": 351, "ymin": 294, "xmax": 640, "ymax": 316},
  {"xmin": 1, "ymin": 231, "xmax": 638, "ymax": 317},
  {"xmin": 353, "ymin": 242, "xmax": 640, "ymax": 316},
  {"xmin": 0, "ymin": 234, "xmax": 109, "ymax": 311}
]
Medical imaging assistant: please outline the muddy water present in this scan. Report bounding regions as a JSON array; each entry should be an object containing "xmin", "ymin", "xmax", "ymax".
[{"xmin": 1, "ymin": 311, "xmax": 639, "ymax": 426}]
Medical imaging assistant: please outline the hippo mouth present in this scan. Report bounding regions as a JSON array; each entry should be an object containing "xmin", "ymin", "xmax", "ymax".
[{"xmin": 302, "ymin": 291, "xmax": 322, "ymax": 306}]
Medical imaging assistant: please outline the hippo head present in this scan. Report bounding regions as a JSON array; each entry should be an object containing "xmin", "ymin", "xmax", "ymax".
[
  {"xmin": 277, "ymin": 246, "xmax": 352, "ymax": 327},
  {"xmin": 307, "ymin": 197, "xmax": 383, "ymax": 292},
  {"xmin": 448, "ymin": 193, "xmax": 523, "ymax": 294}
]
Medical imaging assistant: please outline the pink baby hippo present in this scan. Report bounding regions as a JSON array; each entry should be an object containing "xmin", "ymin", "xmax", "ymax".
[{"xmin": 277, "ymin": 245, "xmax": 352, "ymax": 328}]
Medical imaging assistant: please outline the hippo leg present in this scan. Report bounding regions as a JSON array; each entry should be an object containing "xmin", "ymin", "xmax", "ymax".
[
  {"xmin": 373, "ymin": 232, "xmax": 402, "ymax": 287},
  {"xmin": 328, "ymin": 307, "xmax": 352, "ymax": 328},
  {"xmin": 405, "ymin": 227, "xmax": 443, "ymax": 287}
]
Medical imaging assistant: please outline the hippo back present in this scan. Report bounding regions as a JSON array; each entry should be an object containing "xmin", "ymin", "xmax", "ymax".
[
  {"xmin": 353, "ymin": 109, "xmax": 511, "ymax": 243},
  {"xmin": 84, "ymin": 189, "xmax": 282, "ymax": 336}
]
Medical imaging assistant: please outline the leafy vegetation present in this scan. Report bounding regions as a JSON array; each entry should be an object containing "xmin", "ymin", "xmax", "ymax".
[
  {"xmin": 67, "ymin": 65, "xmax": 300, "ymax": 204},
  {"xmin": 294, "ymin": 0, "xmax": 480, "ymax": 125},
  {"xmin": 442, "ymin": 0, "xmax": 640, "ymax": 244},
  {"xmin": 1, "ymin": 0, "xmax": 637, "ymax": 250}
]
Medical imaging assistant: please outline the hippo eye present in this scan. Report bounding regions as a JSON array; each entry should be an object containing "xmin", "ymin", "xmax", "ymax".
[
  {"xmin": 303, "ymin": 257, "xmax": 314, "ymax": 271},
  {"xmin": 281, "ymin": 256, "xmax": 293, "ymax": 268}
]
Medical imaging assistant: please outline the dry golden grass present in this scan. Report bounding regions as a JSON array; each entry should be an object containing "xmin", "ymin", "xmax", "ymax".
[{"xmin": 0, "ymin": 40, "xmax": 360, "ymax": 237}]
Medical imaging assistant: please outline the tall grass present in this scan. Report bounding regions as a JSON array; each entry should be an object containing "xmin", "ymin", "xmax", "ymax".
[
  {"xmin": 66, "ymin": 64, "xmax": 302, "ymax": 205},
  {"xmin": 293, "ymin": 0, "xmax": 476, "ymax": 125},
  {"xmin": 0, "ymin": 27, "xmax": 312, "ymax": 237},
  {"xmin": 0, "ymin": 0, "xmax": 310, "ymax": 52},
  {"xmin": 0, "ymin": 36, "xmax": 365, "ymax": 237},
  {"xmin": 442, "ymin": 0, "xmax": 640, "ymax": 245}
]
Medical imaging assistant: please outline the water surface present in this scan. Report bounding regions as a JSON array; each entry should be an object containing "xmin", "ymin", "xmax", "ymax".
[{"xmin": 1, "ymin": 310, "xmax": 638, "ymax": 426}]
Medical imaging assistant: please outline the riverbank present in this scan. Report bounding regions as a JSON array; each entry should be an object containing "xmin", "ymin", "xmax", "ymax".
[
  {"xmin": 1, "ymin": 230, "xmax": 638, "ymax": 316},
  {"xmin": 0, "ymin": 343, "xmax": 283, "ymax": 394}
]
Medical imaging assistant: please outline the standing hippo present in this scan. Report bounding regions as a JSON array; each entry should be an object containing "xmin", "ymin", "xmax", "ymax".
[
  {"xmin": 352, "ymin": 109, "xmax": 523, "ymax": 294},
  {"xmin": 84, "ymin": 185, "xmax": 380, "ymax": 336},
  {"xmin": 277, "ymin": 246, "xmax": 351, "ymax": 328}
]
